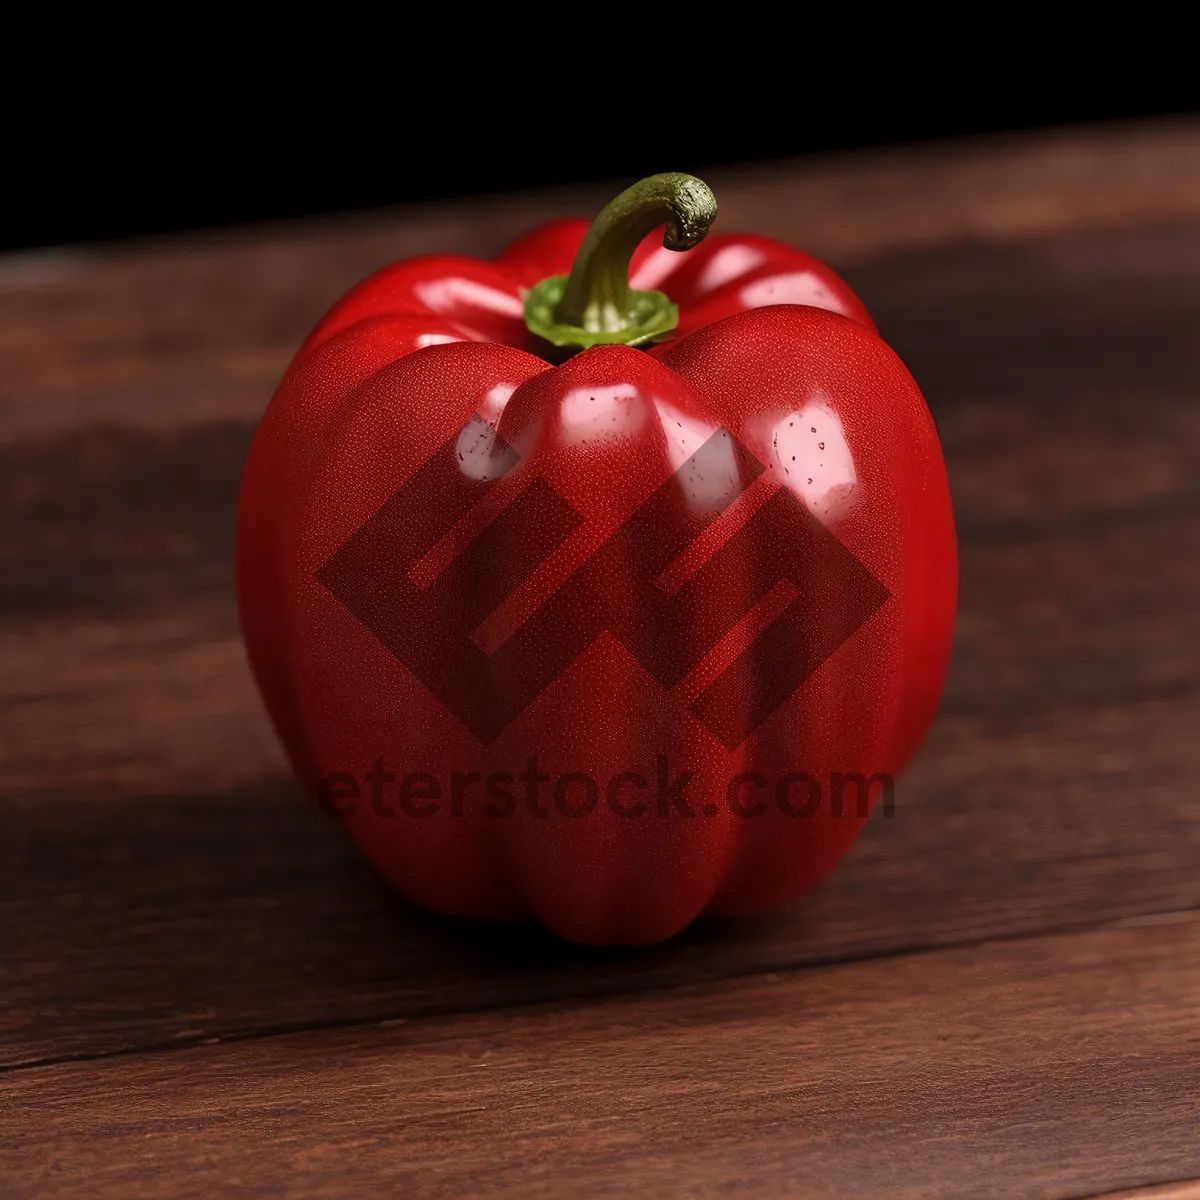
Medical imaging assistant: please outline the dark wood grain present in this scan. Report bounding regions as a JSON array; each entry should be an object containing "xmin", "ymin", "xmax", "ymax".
[
  {"xmin": 3, "ymin": 917, "xmax": 1199, "ymax": 1199},
  {"xmin": 4, "ymin": 118, "xmax": 1200, "ymax": 442},
  {"xmin": 1095, "ymin": 1186, "xmax": 1200, "ymax": 1200},
  {"xmin": 3, "ymin": 121, "xmax": 1200, "ymax": 1196}
]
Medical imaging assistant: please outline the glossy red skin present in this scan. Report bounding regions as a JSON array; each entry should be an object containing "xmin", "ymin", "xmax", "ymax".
[{"xmin": 238, "ymin": 222, "xmax": 955, "ymax": 945}]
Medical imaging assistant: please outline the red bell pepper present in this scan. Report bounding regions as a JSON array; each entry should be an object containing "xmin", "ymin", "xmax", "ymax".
[{"xmin": 238, "ymin": 174, "xmax": 956, "ymax": 945}]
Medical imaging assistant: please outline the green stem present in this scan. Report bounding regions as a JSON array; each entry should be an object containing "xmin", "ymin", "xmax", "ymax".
[{"xmin": 524, "ymin": 173, "xmax": 717, "ymax": 352}]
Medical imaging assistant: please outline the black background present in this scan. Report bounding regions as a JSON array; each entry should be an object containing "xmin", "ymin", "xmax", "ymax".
[{"xmin": 3, "ymin": 67, "xmax": 1195, "ymax": 254}]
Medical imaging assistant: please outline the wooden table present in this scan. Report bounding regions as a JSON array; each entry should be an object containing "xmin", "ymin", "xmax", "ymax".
[{"xmin": 3, "ymin": 119, "xmax": 1200, "ymax": 1199}]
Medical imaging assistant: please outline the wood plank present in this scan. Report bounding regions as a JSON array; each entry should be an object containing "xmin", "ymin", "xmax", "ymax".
[
  {"xmin": 3, "ymin": 118, "xmax": 1199, "ymax": 438},
  {"xmin": 4, "ymin": 212, "xmax": 1200, "ymax": 1066},
  {"xmin": 3, "ymin": 918, "xmax": 1199, "ymax": 1199},
  {"xmin": 1089, "ymin": 1185, "xmax": 1200, "ymax": 1200}
]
